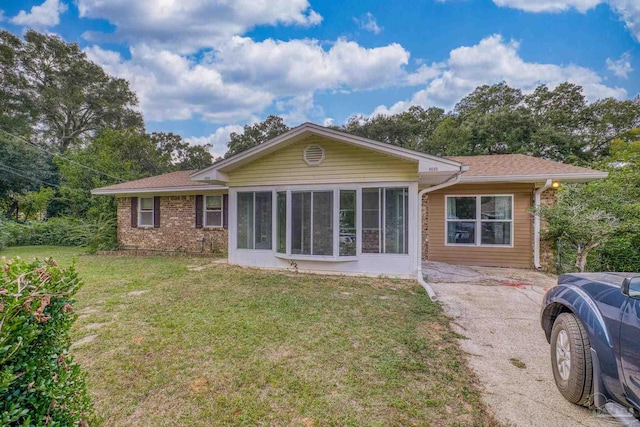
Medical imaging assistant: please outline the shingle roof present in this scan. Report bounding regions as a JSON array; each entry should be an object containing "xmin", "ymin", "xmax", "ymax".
[
  {"xmin": 93, "ymin": 153, "xmax": 606, "ymax": 195},
  {"xmin": 448, "ymin": 154, "xmax": 606, "ymax": 179},
  {"xmin": 92, "ymin": 170, "xmax": 223, "ymax": 194}
]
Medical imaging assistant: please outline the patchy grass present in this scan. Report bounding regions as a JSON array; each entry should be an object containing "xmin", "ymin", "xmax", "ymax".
[{"xmin": 2, "ymin": 246, "xmax": 499, "ymax": 426}]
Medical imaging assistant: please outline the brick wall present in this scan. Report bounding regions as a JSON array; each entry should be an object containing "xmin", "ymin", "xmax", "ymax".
[
  {"xmin": 538, "ymin": 188, "xmax": 558, "ymax": 272},
  {"xmin": 421, "ymin": 194, "xmax": 429, "ymax": 261},
  {"xmin": 117, "ymin": 196, "xmax": 228, "ymax": 254}
]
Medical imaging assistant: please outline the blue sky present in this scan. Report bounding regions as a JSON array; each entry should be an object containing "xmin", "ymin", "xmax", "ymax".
[{"xmin": 1, "ymin": 0, "xmax": 639, "ymax": 156}]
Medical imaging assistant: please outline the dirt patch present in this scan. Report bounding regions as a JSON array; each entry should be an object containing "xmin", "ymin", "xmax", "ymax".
[
  {"xmin": 72, "ymin": 334, "xmax": 97, "ymax": 347},
  {"xmin": 127, "ymin": 290, "xmax": 148, "ymax": 296}
]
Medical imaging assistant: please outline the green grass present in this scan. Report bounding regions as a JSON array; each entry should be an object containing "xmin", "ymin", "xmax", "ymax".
[{"xmin": 2, "ymin": 246, "xmax": 499, "ymax": 426}]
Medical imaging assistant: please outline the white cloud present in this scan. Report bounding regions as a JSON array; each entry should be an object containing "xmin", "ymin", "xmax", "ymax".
[
  {"xmin": 373, "ymin": 34, "xmax": 626, "ymax": 116},
  {"xmin": 353, "ymin": 12, "xmax": 382, "ymax": 34},
  {"xmin": 11, "ymin": 0, "xmax": 68, "ymax": 29},
  {"xmin": 86, "ymin": 37, "xmax": 411, "ymax": 123},
  {"xmin": 488, "ymin": 0, "xmax": 640, "ymax": 41},
  {"xmin": 492, "ymin": 0, "xmax": 601, "ymax": 13},
  {"xmin": 606, "ymin": 52, "xmax": 634, "ymax": 78},
  {"xmin": 185, "ymin": 125, "xmax": 244, "ymax": 159},
  {"xmin": 77, "ymin": 0, "xmax": 322, "ymax": 53}
]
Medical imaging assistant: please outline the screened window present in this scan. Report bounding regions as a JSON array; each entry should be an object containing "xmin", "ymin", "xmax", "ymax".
[
  {"xmin": 204, "ymin": 195, "xmax": 222, "ymax": 227},
  {"xmin": 446, "ymin": 195, "xmax": 513, "ymax": 246},
  {"xmin": 276, "ymin": 192, "xmax": 286, "ymax": 253},
  {"xmin": 361, "ymin": 187, "xmax": 408, "ymax": 254},
  {"xmin": 339, "ymin": 190, "xmax": 356, "ymax": 256},
  {"xmin": 237, "ymin": 192, "xmax": 272, "ymax": 249},
  {"xmin": 138, "ymin": 197, "xmax": 154, "ymax": 227},
  {"xmin": 291, "ymin": 191, "xmax": 333, "ymax": 256}
]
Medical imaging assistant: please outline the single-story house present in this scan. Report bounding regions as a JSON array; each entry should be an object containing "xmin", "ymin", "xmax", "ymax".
[{"xmin": 92, "ymin": 122, "xmax": 606, "ymax": 281}]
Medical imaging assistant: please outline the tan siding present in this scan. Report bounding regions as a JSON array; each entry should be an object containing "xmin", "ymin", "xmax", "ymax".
[
  {"xmin": 227, "ymin": 136, "xmax": 418, "ymax": 186},
  {"xmin": 427, "ymin": 183, "xmax": 534, "ymax": 268}
]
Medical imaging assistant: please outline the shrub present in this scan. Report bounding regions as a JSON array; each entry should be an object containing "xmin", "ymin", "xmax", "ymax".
[
  {"xmin": 0, "ymin": 216, "xmax": 117, "ymax": 253},
  {"xmin": 0, "ymin": 257, "xmax": 95, "ymax": 426}
]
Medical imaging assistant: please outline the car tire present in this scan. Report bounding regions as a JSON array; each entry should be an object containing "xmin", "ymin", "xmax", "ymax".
[{"xmin": 550, "ymin": 312, "xmax": 593, "ymax": 406}]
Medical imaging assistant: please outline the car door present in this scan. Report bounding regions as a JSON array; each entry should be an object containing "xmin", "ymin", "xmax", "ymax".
[{"xmin": 620, "ymin": 277, "xmax": 640, "ymax": 408}]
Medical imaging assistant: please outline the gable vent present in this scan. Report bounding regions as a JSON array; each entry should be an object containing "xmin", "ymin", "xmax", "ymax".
[{"xmin": 303, "ymin": 143, "xmax": 325, "ymax": 166}]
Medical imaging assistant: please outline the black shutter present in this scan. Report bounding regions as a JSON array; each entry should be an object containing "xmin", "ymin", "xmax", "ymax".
[
  {"xmin": 153, "ymin": 196, "xmax": 161, "ymax": 228},
  {"xmin": 130, "ymin": 197, "xmax": 138, "ymax": 228},
  {"xmin": 195, "ymin": 195, "xmax": 203, "ymax": 229},
  {"xmin": 223, "ymin": 194, "xmax": 229, "ymax": 229}
]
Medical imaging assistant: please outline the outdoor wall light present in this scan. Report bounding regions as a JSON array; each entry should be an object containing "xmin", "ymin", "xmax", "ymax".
[{"xmin": 551, "ymin": 181, "xmax": 561, "ymax": 189}]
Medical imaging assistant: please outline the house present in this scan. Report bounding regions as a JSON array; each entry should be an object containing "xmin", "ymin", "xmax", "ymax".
[{"xmin": 92, "ymin": 123, "xmax": 607, "ymax": 280}]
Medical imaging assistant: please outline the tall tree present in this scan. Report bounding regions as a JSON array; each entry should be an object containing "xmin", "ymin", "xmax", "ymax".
[
  {"xmin": 0, "ymin": 30, "xmax": 143, "ymax": 153},
  {"xmin": 225, "ymin": 116, "xmax": 289, "ymax": 158}
]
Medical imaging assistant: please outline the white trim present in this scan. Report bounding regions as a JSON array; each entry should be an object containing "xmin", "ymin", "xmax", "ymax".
[
  {"xmin": 203, "ymin": 195, "xmax": 223, "ymax": 228},
  {"xmin": 190, "ymin": 123, "xmax": 463, "ymax": 180},
  {"xmin": 444, "ymin": 194, "xmax": 514, "ymax": 248},
  {"xmin": 92, "ymin": 185, "xmax": 228, "ymax": 195},
  {"xmin": 458, "ymin": 172, "xmax": 608, "ymax": 184},
  {"xmin": 138, "ymin": 196, "xmax": 154, "ymax": 228}
]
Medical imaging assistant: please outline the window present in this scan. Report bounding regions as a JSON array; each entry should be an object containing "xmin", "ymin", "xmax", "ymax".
[
  {"xmin": 361, "ymin": 187, "xmax": 408, "ymax": 254},
  {"xmin": 237, "ymin": 192, "xmax": 272, "ymax": 249},
  {"xmin": 276, "ymin": 192, "xmax": 286, "ymax": 253},
  {"xmin": 339, "ymin": 191, "xmax": 356, "ymax": 256},
  {"xmin": 138, "ymin": 197, "xmax": 154, "ymax": 227},
  {"xmin": 291, "ymin": 191, "xmax": 333, "ymax": 255},
  {"xmin": 204, "ymin": 195, "xmax": 223, "ymax": 227},
  {"xmin": 446, "ymin": 195, "xmax": 513, "ymax": 246}
]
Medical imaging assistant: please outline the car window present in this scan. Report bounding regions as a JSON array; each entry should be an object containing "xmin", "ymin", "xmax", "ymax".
[{"xmin": 629, "ymin": 277, "xmax": 640, "ymax": 299}]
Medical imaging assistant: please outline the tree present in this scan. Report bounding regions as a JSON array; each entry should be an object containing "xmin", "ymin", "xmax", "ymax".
[
  {"xmin": 539, "ymin": 185, "xmax": 621, "ymax": 272},
  {"xmin": 151, "ymin": 132, "xmax": 213, "ymax": 170},
  {"xmin": 225, "ymin": 116, "xmax": 289, "ymax": 158},
  {"xmin": 0, "ymin": 30, "xmax": 143, "ymax": 153}
]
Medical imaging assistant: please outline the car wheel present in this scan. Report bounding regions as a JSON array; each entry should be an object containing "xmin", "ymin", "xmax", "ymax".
[{"xmin": 550, "ymin": 312, "xmax": 593, "ymax": 406}]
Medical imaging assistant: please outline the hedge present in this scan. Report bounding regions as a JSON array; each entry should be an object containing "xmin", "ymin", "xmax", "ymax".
[{"xmin": 0, "ymin": 257, "xmax": 95, "ymax": 426}]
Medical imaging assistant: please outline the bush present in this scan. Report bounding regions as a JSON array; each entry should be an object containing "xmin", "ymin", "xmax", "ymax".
[
  {"xmin": 0, "ymin": 215, "xmax": 117, "ymax": 253},
  {"xmin": 0, "ymin": 257, "xmax": 95, "ymax": 426}
]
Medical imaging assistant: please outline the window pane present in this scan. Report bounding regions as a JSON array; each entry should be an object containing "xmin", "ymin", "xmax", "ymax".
[
  {"xmin": 254, "ymin": 192, "xmax": 272, "ymax": 249},
  {"xmin": 339, "ymin": 190, "xmax": 356, "ymax": 256},
  {"xmin": 206, "ymin": 195, "xmax": 222, "ymax": 210},
  {"xmin": 481, "ymin": 221, "xmax": 511, "ymax": 245},
  {"xmin": 139, "ymin": 211, "xmax": 153, "ymax": 226},
  {"xmin": 140, "ymin": 197, "xmax": 153, "ymax": 210},
  {"xmin": 237, "ymin": 192, "xmax": 254, "ymax": 249},
  {"xmin": 277, "ymin": 192, "xmax": 286, "ymax": 253},
  {"xmin": 447, "ymin": 221, "xmax": 476, "ymax": 244},
  {"xmin": 481, "ymin": 196, "xmax": 512, "ymax": 220},
  {"xmin": 205, "ymin": 211, "xmax": 222, "ymax": 227},
  {"xmin": 385, "ymin": 188, "xmax": 408, "ymax": 254},
  {"xmin": 447, "ymin": 197, "xmax": 476, "ymax": 219},
  {"xmin": 362, "ymin": 188, "xmax": 380, "ymax": 253},
  {"xmin": 291, "ymin": 192, "xmax": 311, "ymax": 255},
  {"xmin": 312, "ymin": 191, "xmax": 333, "ymax": 255}
]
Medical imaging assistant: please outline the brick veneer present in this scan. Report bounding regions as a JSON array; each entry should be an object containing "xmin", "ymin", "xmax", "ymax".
[
  {"xmin": 117, "ymin": 195, "xmax": 228, "ymax": 254},
  {"xmin": 538, "ymin": 188, "xmax": 558, "ymax": 272}
]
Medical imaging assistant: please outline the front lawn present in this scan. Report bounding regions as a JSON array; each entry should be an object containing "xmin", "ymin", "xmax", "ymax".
[{"xmin": 2, "ymin": 246, "xmax": 498, "ymax": 426}]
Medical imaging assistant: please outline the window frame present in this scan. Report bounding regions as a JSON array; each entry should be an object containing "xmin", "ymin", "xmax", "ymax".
[
  {"xmin": 444, "ymin": 194, "xmax": 514, "ymax": 248},
  {"xmin": 203, "ymin": 195, "xmax": 223, "ymax": 228},
  {"xmin": 138, "ymin": 197, "xmax": 154, "ymax": 228},
  {"xmin": 236, "ymin": 191, "xmax": 272, "ymax": 250}
]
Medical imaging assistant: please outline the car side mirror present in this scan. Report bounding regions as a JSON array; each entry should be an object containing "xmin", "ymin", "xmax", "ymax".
[{"xmin": 622, "ymin": 276, "xmax": 640, "ymax": 299}]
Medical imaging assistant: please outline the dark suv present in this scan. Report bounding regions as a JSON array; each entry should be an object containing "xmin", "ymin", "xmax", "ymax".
[{"xmin": 541, "ymin": 273, "xmax": 640, "ymax": 424}]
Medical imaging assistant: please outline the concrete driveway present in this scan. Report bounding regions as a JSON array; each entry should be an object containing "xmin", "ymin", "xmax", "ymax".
[{"xmin": 425, "ymin": 261, "xmax": 620, "ymax": 427}]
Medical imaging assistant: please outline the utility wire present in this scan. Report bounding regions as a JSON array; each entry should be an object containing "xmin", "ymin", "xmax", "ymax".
[
  {"xmin": 0, "ymin": 163, "xmax": 61, "ymax": 188},
  {"xmin": 0, "ymin": 128, "xmax": 126, "ymax": 182}
]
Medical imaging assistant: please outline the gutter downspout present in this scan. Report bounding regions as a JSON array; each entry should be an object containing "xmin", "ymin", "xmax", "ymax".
[
  {"xmin": 534, "ymin": 179, "xmax": 553, "ymax": 269},
  {"xmin": 417, "ymin": 171, "xmax": 465, "ymax": 301}
]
